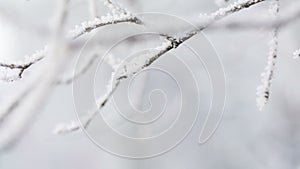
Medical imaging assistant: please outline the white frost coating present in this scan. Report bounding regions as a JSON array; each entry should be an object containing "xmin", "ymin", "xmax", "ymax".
[
  {"xmin": 199, "ymin": 0, "xmax": 264, "ymax": 27},
  {"xmin": 10, "ymin": 46, "xmax": 48, "ymax": 66},
  {"xmin": 293, "ymin": 48, "xmax": 300, "ymax": 59},
  {"xmin": 53, "ymin": 121, "xmax": 81, "ymax": 134},
  {"xmin": 0, "ymin": 46, "xmax": 48, "ymax": 81},
  {"xmin": 198, "ymin": 13, "xmax": 215, "ymax": 27},
  {"xmin": 256, "ymin": 0, "xmax": 279, "ymax": 111},
  {"xmin": 68, "ymin": 0, "xmax": 137, "ymax": 39},
  {"xmin": 104, "ymin": 53, "xmax": 122, "ymax": 71},
  {"xmin": 115, "ymin": 41, "xmax": 171, "ymax": 80},
  {"xmin": 24, "ymin": 46, "xmax": 48, "ymax": 64},
  {"xmin": 0, "ymin": 68, "xmax": 20, "ymax": 82},
  {"xmin": 67, "ymin": 13, "xmax": 135, "ymax": 39},
  {"xmin": 104, "ymin": 0, "xmax": 128, "ymax": 16}
]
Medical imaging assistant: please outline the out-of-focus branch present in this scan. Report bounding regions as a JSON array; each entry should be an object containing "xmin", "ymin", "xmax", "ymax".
[
  {"xmin": 56, "ymin": 48, "xmax": 119, "ymax": 85},
  {"xmin": 55, "ymin": 0, "xmax": 267, "ymax": 134},
  {"xmin": 88, "ymin": 0, "xmax": 99, "ymax": 18},
  {"xmin": 0, "ymin": 0, "xmax": 141, "ymax": 82},
  {"xmin": 0, "ymin": 0, "xmax": 70, "ymax": 150}
]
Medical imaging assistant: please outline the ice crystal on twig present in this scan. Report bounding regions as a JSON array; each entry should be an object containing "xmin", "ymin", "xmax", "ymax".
[{"xmin": 67, "ymin": 13, "xmax": 140, "ymax": 39}]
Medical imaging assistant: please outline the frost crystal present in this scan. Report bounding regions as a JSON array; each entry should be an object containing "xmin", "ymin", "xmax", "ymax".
[
  {"xmin": 104, "ymin": 53, "xmax": 122, "ymax": 71},
  {"xmin": 53, "ymin": 121, "xmax": 81, "ymax": 134},
  {"xmin": 198, "ymin": 13, "xmax": 214, "ymax": 27},
  {"xmin": 114, "ymin": 41, "xmax": 171, "ymax": 80},
  {"xmin": 293, "ymin": 49, "xmax": 300, "ymax": 59},
  {"xmin": 67, "ymin": 13, "xmax": 135, "ymax": 38},
  {"xmin": 199, "ymin": 0, "xmax": 264, "ymax": 27},
  {"xmin": 103, "ymin": 0, "xmax": 128, "ymax": 15},
  {"xmin": 67, "ymin": 0, "xmax": 137, "ymax": 39},
  {"xmin": 0, "ymin": 46, "xmax": 48, "ymax": 81},
  {"xmin": 0, "ymin": 68, "xmax": 20, "ymax": 82}
]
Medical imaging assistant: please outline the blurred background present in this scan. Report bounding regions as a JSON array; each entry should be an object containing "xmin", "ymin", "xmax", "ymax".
[{"xmin": 0, "ymin": 0, "xmax": 300, "ymax": 168}]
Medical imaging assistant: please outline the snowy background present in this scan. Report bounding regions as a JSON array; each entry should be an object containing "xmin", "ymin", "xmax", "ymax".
[{"xmin": 1, "ymin": 0, "xmax": 300, "ymax": 168}]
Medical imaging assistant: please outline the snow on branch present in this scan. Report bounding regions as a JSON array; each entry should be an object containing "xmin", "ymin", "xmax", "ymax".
[
  {"xmin": 0, "ymin": 0, "xmax": 141, "ymax": 82},
  {"xmin": 256, "ymin": 0, "xmax": 279, "ymax": 111}
]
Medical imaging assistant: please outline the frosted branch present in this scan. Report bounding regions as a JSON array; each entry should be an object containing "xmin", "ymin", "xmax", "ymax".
[
  {"xmin": 207, "ymin": 7, "xmax": 300, "ymax": 31},
  {"xmin": 0, "ymin": 0, "xmax": 141, "ymax": 82},
  {"xmin": 67, "ymin": 13, "xmax": 141, "ymax": 39},
  {"xmin": 55, "ymin": 0, "xmax": 267, "ymax": 134},
  {"xmin": 256, "ymin": 0, "xmax": 279, "ymax": 111},
  {"xmin": 0, "ymin": 46, "xmax": 47, "ymax": 81}
]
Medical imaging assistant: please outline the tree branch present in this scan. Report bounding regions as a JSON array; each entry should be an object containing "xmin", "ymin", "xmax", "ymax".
[{"xmin": 55, "ymin": 0, "xmax": 268, "ymax": 134}]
